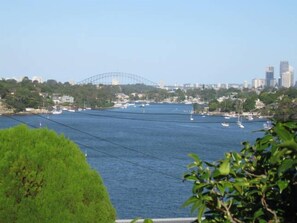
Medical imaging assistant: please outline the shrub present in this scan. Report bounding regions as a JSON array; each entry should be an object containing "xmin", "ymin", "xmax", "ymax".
[
  {"xmin": 183, "ymin": 121, "xmax": 297, "ymax": 223},
  {"xmin": 0, "ymin": 125, "xmax": 116, "ymax": 223}
]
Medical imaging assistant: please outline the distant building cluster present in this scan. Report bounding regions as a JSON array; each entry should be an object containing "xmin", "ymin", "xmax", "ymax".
[
  {"xmin": 252, "ymin": 61, "xmax": 295, "ymax": 89},
  {"xmin": 1, "ymin": 61, "xmax": 295, "ymax": 91}
]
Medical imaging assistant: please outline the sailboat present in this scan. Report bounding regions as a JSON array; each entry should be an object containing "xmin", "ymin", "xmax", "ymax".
[
  {"xmin": 190, "ymin": 110, "xmax": 194, "ymax": 121},
  {"xmin": 237, "ymin": 115, "xmax": 245, "ymax": 128}
]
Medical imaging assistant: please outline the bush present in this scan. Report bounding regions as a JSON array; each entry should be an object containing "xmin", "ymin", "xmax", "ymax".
[
  {"xmin": 184, "ymin": 121, "xmax": 297, "ymax": 223},
  {"xmin": 0, "ymin": 125, "xmax": 116, "ymax": 223}
]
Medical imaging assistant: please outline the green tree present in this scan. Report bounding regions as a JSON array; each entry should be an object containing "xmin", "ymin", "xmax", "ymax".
[
  {"xmin": 184, "ymin": 121, "xmax": 297, "ymax": 222},
  {"xmin": 208, "ymin": 100, "xmax": 220, "ymax": 112},
  {"xmin": 242, "ymin": 97, "xmax": 256, "ymax": 112},
  {"xmin": 175, "ymin": 89, "xmax": 186, "ymax": 102},
  {"xmin": 274, "ymin": 96, "xmax": 297, "ymax": 122},
  {"xmin": 259, "ymin": 91, "xmax": 278, "ymax": 105},
  {"xmin": 0, "ymin": 125, "xmax": 116, "ymax": 223},
  {"xmin": 219, "ymin": 99, "xmax": 235, "ymax": 113}
]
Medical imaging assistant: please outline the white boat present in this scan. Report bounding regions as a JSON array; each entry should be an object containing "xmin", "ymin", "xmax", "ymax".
[
  {"xmin": 238, "ymin": 123, "xmax": 245, "ymax": 128},
  {"xmin": 237, "ymin": 115, "xmax": 245, "ymax": 128},
  {"xmin": 247, "ymin": 115, "xmax": 253, "ymax": 121},
  {"xmin": 52, "ymin": 109, "xmax": 62, "ymax": 115},
  {"xmin": 221, "ymin": 122, "xmax": 229, "ymax": 127},
  {"xmin": 263, "ymin": 121, "xmax": 272, "ymax": 130}
]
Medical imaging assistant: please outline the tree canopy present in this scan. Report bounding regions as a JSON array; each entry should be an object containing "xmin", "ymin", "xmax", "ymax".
[
  {"xmin": 184, "ymin": 121, "xmax": 297, "ymax": 222},
  {"xmin": 0, "ymin": 125, "xmax": 116, "ymax": 223}
]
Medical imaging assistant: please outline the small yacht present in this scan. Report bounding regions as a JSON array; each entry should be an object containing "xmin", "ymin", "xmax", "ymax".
[
  {"xmin": 238, "ymin": 123, "xmax": 245, "ymax": 128},
  {"xmin": 52, "ymin": 109, "xmax": 62, "ymax": 115},
  {"xmin": 221, "ymin": 122, "xmax": 230, "ymax": 127},
  {"xmin": 247, "ymin": 115, "xmax": 254, "ymax": 120}
]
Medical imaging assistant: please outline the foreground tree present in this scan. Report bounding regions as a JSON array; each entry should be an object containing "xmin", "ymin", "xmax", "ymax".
[
  {"xmin": 184, "ymin": 121, "xmax": 297, "ymax": 222},
  {"xmin": 0, "ymin": 125, "xmax": 116, "ymax": 223}
]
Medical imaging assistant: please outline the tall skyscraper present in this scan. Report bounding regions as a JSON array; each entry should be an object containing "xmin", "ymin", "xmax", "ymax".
[
  {"xmin": 281, "ymin": 66, "xmax": 294, "ymax": 88},
  {"xmin": 280, "ymin": 61, "xmax": 289, "ymax": 75},
  {"xmin": 280, "ymin": 61, "xmax": 289, "ymax": 87},
  {"xmin": 265, "ymin": 66, "xmax": 275, "ymax": 88}
]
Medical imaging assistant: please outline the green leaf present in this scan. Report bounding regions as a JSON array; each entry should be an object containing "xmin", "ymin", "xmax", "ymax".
[
  {"xmin": 130, "ymin": 218, "xmax": 140, "ymax": 223},
  {"xmin": 233, "ymin": 184, "xmax": 243, "ymax": 195},
  {"xmin": 182, "ymin": 196, "xmax": 198, "ymax": 208},
  {"xmin": 275, "ymin": 123, "xmax": 293, "ymax": 141},
  {"xmin": 193, "ymin": 183, "xmax": 207, "ymax": 193},
  {"xmin": 218, "ymin": 159, "xmax": 230, "ymax": 175},
  {"xmin": 187, "ymin": 163, "xmax": 198, "ymax": 169},
  {"xmin": 255, "ymin": 135, "xmax": 273, "ymax": 151},
  {"xmin": 231, "ymin": 152, "xmax": 241, "ymax": 162},
  {"xmin": 144, "ymin": 219, "xmax": 153, "ymax": 223},
  {"xmin": 277, "ymin": 180, "xmax": 289, "ymax": 193},
  {"xmin": 197, "ymin": 204, "xmax": 206, "ymax": 223},
  {"xmin": 191, "ymin": 200, "xmax": 202, "ymax": 214},
  {"xmin": 188, "ymin": 153, "xmax": 201, "ymax": 164},
  {"xmin": 212, "ymin": 169, "xmax": 221, "ymax": 178},
  {"xmin": 278, "ymin": 140, "xmax": 297, "ymax": 151},
  {"xmin": 253, "ymin": 208, "xmax": 264, "ymax": 219},
  {"xmin": 204, "ymin": 161, "xmax": 216, "ymax": 167},
  {"xmin": 184, "ymin": 174, "xmax": 198, "ymax": 181},
  {"xmin": 278, "ymin": 159, "xmax": 295, "ymax": 174},
  {"xmin": 283, "ymin": 122, "xmax": 297, "ymax": 129},
  {"xmin": 217, "ymin": 183, "xmax": 225, "ymax": 195}
]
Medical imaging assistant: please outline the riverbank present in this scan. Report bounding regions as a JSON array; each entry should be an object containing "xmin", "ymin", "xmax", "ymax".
[{"xmin": 199, "ymin": 111, "xmax": 272, "ymax": 119}]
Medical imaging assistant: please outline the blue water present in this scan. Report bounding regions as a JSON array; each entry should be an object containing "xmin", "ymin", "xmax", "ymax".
[{"xmin": 0, "ymin": 104, "xmax": 265, "ymax": 219}]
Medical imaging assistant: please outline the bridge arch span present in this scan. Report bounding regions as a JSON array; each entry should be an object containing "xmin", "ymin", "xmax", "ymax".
[{"xmin": 78, "ymin": 72, "xmax": 158, "ymax": 87}]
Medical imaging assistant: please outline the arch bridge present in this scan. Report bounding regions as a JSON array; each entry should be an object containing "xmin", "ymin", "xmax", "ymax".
[{"xmin": 78, "ymin": 72, "xmax": 159, "ymax": 87}]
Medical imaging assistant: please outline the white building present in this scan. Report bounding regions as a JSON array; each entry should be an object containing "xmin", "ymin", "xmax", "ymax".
[
  {"xmin": 281, "ymin": 71, "xmax": 293, "ymax": 88},
  {"xmin": 61, "ymin": 95, "xmax": 74, "ymax": 104},
  {"xmin": 252, "ymin": 78, "xmax": 265, "ymax": 89}
]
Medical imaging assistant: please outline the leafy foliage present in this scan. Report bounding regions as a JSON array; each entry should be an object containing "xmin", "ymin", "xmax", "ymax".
[
  {"xmin": 0, "ymin": 125, "xmax": 116, "ymax": 223},
  {"xmin": 183, "ymin": 122, "xmax": 297, "ymax": 223}
]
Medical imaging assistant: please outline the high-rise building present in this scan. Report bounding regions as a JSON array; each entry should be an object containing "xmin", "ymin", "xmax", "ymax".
[
  {"xmin": 265, "ymin": 66, "xmax": 275, "ymax": 87},
  {"xmin": 290, "ymin": 66, "xmax": 294, "ymax": 87},
  {"xmin": 252, "ymin": 78, "xmax": 265, "ymax": 89},
  {"xmin": 280, "ymin": 61, "xmax": 289, "ymax": 75},
  {"xmin": 281, "ymin": 66, "xmax": 294, "ymax": 88},
  {"xmin": 280, "ymin": 61, "xmax": 289, "ymax": 87}
]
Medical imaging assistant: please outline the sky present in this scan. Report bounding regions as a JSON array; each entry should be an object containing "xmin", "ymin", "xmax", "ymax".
[{"xmin": 0, "ymin": 0, "xmax": 296, "ymax": 85}]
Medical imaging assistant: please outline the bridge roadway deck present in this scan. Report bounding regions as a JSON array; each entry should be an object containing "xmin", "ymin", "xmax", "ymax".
[{"xmin": 116, "ymin": 217, "xmax": 196, "ymax": 223}]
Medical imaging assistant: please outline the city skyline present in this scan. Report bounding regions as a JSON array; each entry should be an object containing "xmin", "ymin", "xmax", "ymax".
[
  {"xmin": 3, "ymin": 61, "xmax": 295, "ymax": 89},
  {"xmin": 0, "ymin": 1, "xmax": 296, "ymax": 85}
]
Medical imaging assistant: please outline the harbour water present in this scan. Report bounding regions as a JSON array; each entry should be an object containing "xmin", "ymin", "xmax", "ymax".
[{"xmin": 0, "ymin": 103, "xmax": 266, "ymax": 219}]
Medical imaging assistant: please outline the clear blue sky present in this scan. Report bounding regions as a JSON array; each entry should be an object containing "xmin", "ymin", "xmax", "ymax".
[{"xmin": 0, "ymin": 0, "xmax": 296, "ymax": 85}]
